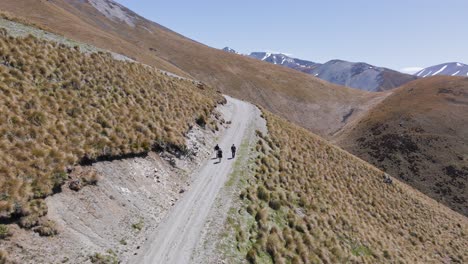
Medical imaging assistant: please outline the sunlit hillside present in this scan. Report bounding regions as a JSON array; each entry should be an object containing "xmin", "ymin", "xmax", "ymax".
[
  {"xmin": 0, "ymin": 29, "xmax": 222, "ymax": 223},
  {"xmin": 335, "ymin": 76, "xmax": 468, "ymax": 216},
  {"xmin": 0, "ymin": 0, "xmax": 383, "ymax": 137},
  {"xmin": 228, "ymin": 111, "xmax": 467, "ymax": 263}
]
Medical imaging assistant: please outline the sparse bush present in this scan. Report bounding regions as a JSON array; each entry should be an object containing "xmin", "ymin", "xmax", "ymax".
[
  {"xmin": 33, "ymin": 219, "xmax": 59, "ymax": 237},
  {"xmin": 0, "ymin": 225, "xmax": 12, "ymax": 239},
  {"xmin": 18, "ymin": 214, "xmax": 40, "ymax": 229},
  {"xmin": 131, "ymin": 219, "xmax": 144, "ymax": 232},
  {"xmin": 90, "ymin": 250, "xmax": 119, "ymax": 264}
]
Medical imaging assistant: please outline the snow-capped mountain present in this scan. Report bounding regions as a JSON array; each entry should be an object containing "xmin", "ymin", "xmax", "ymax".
[
  {"xmin": 308, "ymin": 60, "xmax": 417, "ymax": 92},
  {"xmin": 248, "ymin": 52, "xmax": 319, "ymax": 72},
  {"xmin": 238, "ymin": 49, "xmax": 417, "ymax": 91},
  {"xmin": 415, "ymin": 62, "xmax": 468, "ymax": 78},
  {"xmin": 222, "ymin": 47, "xmax": 238, "ymax": 54}
]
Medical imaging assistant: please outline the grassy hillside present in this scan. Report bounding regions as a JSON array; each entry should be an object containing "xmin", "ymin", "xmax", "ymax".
[
  {"xmin": 0, "ymin": 30, "xmax": 223, "ymax": 219},
  {"xmin": 335, "ymin": 76, "xmax": 468, "ymax": 216},
  {"xmin": 229, "ymin": 111, "xmax": 467, "ymax": 263},
  {"xmin": 0, "ymin": 0, "xmax": 383, "ymax": 137}
]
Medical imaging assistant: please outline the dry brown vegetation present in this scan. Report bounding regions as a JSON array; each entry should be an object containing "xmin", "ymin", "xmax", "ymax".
[
  {"xmin": 0, "ymin": 30, "xmax": 222, "ymax": 221},
  {"xmin": 0, "ymin": 10, "xmax": 57, "ymax": 34},
  {"xmin": 233, "ymin": 111, "xmax": 467, "ymax": 263},
  {"xmin": 335, "ymin": 76, "xmax": 468, "ymax": 216},
  {"xmin": 0, "ymin": 0, "xmax": 383, "ymax": 137}
]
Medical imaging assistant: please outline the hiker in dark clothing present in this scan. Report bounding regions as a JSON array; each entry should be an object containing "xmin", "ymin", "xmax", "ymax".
[
  {"xmin": 217, "ymin": 149, "xmax": 223, "ymax": 163},
  {"xmin": 231, "ymin": 144, "xmax": 236, "ymax": 158},
  {"xmin": 214, "ymin": 144, "xmax": 220, "ymax": 158}
]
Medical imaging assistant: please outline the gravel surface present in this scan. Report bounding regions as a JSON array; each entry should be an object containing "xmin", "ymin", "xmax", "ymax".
[{"xmin": 133, "ymin": 96, "xmax": 265, "ymax": 264}]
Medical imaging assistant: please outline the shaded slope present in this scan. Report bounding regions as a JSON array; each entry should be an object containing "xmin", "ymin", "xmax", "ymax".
[
  {"xmin": 0, "ymin": 0, "xmax": 380, "ymax": 137},
  {"xmin": 334, "ymin": 76, "xmax": 468, "ymax": 215},
  {"xmin": 230, "ymin": 110, "xmax": 467, "ymax": 263}
]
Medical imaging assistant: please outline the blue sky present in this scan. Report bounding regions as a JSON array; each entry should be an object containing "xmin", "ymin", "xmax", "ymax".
[{"xmin": 115, "ymin": 0, "xmax": 468, "ymax": 73}]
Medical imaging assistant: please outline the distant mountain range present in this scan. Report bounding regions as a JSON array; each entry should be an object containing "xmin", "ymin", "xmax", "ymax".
[
  {"xmin": 223, "ymin": 47, "xmax": 417, "ymax": 92},
  {"xmin": 415, "ymin": 62, "xmax": 468, "ymax": 78},
  {"xmin": 306, "ymin": 60, "xmax": 417, "ymax": 92}
]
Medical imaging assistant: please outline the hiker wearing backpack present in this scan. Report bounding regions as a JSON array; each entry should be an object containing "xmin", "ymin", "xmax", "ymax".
[
  {"xmin": 217, "ymin": 148, "xmax": 223, "ymax": 163},
  {"xmin": 214, "ymin": 144, "xmax": 220, "ymax": 158},
  {"xmin": 231, "ymin": 144, "xmax": 236, "ymax": 158}
]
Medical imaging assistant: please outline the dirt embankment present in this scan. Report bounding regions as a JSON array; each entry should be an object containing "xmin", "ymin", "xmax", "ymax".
[
  {"xmin": 1, "ymin": 96, "xmax": 266, "ymax": 264},
  {"xmin": 1, "ymin": 108, "xmax": 224, "ymax": 263}
]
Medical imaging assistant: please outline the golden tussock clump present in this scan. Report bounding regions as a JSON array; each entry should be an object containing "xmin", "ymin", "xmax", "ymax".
[
  {"xmin": 0, "ymin": 31, "xmax": 223, "ymax": 218},
  {"xmin": 235, "ymin": 111, "xmax": 467, "ymax": 263}
]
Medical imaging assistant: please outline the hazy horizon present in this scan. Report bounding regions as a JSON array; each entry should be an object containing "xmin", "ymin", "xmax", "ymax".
[{"xmin": 115, "ymin": 0, "xmax": 468, "ymax": 74}]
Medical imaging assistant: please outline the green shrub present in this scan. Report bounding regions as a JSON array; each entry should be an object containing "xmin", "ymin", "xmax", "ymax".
[
  {"xmin": 0, "ymin": 225, "xmax": 12, "ymax": 239},
  {"xmin": 131, "ymin": 219, "xmax": 144, "ymax": 232},
  {"xmin": 90, "ymin": 250, "xmax": 118, "ymax": 264}
]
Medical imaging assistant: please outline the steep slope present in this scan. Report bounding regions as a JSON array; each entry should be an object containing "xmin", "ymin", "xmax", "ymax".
[
  {"xmin": 334, "ymin": 76, "xmax": 468, "ymax": 215},
  {"xmin": 226, "ymin": 111, "xmax": 467, "ymax": 263},
  {"xmin": 0, "ymin": 27, "xmax": 223, "ymax": 225},
  {"xmin": 416, "ymin": 62, "xmax": 468, "ymax": 78},
  {"xmin": 0, "ymin": 0, "xmax": 380, "ymax": 137}
]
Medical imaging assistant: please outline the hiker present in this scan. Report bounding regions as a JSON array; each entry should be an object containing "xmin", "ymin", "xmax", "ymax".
[
  {"xmin": 214, "ymin": 144, "xmax": 220, "ymax": 158},
  {"xmin": 231, "ymin": 144, "xmax": 236, "ymax": 158},
  {"xmin": 217, "ymin": 148, "xmax": 223, "ymax": 163}
]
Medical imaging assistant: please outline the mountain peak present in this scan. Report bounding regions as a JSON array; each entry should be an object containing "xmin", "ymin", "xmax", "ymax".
[
  {"xmin": 415, "ymin": 62, "xmax": 468, "ymax": 77},
  {"xmin": 248, "ymin": 51, "xmax": 317, "ymax": 68},
  {"xmin": 222, "ymin": 47, "xmax": 238, "ymax": 54}
]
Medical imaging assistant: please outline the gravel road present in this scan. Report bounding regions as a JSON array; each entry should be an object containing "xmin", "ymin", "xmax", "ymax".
[{"xmin": 134, "ymin": 96, "xmax": 261, "ymax": 264}]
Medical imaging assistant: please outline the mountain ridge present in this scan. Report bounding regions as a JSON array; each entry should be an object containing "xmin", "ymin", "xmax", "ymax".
[
  {"xmin": 223, "ymin": 47, "xmax": 418, "ymax": 92},
  {"xmin": 0, "ymin": 0, "xmax": 381, "ymax": 138},
  {"xmin": 415, "ymin": 62, "xmax": 468, "ymax": 78}
]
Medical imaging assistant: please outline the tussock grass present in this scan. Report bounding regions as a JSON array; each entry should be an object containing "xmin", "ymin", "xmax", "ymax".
[
  {"xmin": 0, "ymin": 31, "xmax": 223, "ymax": 219},
  {"xmin": 237, "ymin": 111, "xmax": 467, "ymax": 263},
  {"xmin": 0, "ymin": 11, "xmax": 56, "ymax": 34}
]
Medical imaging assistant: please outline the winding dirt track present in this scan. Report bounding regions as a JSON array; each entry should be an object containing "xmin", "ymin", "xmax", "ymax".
[{"xmin": 134, "ymin": 96, "xmax": 259, "ymax": 264}]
